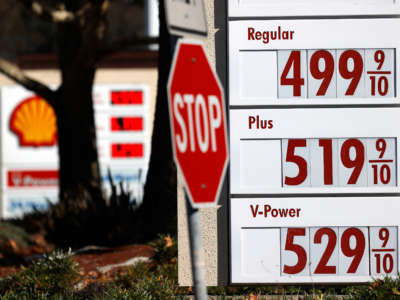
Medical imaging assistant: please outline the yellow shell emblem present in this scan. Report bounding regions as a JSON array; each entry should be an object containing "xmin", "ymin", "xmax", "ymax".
[{"xmin": 10, "ymin": 95, "xmax": 57, "ymax": 147}]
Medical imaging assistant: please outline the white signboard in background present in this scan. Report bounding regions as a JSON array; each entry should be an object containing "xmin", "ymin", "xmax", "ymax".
[
  {"xmin": 0, "ymin": 84, "xmax": 152, "ymax": 218},
  {"xmin": 165, "ymin": 0, "xmax": 207, "ymax": 37},
  {"xmin": 228, "ymin": 3, "xmax": 400, "ymax": 284}
]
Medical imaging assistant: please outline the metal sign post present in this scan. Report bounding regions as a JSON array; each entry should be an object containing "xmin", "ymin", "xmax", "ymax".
[{"xmin": 185, "ymin": 191, "xmax": 208, "ymax": 300}]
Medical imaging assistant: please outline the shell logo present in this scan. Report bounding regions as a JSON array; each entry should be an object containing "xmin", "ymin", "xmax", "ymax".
[{"xmin": 10, "ymin": 96, "xmax": 57, "ymax": 147}]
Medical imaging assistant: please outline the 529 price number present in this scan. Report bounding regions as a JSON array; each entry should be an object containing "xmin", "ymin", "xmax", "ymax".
[
  {"xmin": 281, "ymin": 226, "xmax": 398, "ymax": 276},
  {"xmin": 282, "ymin": 137, "xmax": 396, "ymax": 187}
]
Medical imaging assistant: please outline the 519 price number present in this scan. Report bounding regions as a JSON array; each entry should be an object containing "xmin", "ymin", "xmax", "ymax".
[
  {"xmin": 282, "ymin": 137, "xmax": 396, "ymax": 187},
  {"xmin": 278, "ymin": 48, "xmax": 395, "ymax": 98},
  {"xmin": 281, "ymin": 226, "xmax": 398, "ymax": 276}
]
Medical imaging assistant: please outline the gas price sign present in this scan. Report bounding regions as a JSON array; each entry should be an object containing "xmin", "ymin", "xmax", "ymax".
[{"xmin": 228, "ymin": 16, "xmax": 400, "ymax": 284}]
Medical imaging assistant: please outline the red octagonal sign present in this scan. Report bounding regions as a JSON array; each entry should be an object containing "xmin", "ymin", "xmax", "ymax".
[{"xmin": 168, "ymin": 40, "xmax": 229, "ymax": 207}]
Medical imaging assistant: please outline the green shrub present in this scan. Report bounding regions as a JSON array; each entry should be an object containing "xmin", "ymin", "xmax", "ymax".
[
  {"xmin": 149, "ymin": 234, "xmax": 177, "ymax": 265},
  {"xmin": 0, "ymin": 249, "xmax": 80, "ymax": 298},
  {"xmin": 342, "ymin": 275, "xmax": 400, "ymax": 300},
  {"xmin": 107, "ymin": 260, "xmax": 178, "ymax": 299}
]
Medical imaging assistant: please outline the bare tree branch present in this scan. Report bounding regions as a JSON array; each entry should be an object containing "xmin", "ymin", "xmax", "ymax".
[
  {"xmin": 0, "ymin": 58, "xmax": 57, "ymax": 105},
  {"xmin": 18, "ymin": 0, "xmax": 76, "ymax": 23},
  {"xmin": 97, "ymin": 35, "xmax": 159, "ymax": 61}
]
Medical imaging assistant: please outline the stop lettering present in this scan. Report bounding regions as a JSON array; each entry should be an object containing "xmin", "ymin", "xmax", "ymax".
[
  {"xmin": 173, "ymin": 93, "xmax": 221, "ymax": 153},
  {"xmin": 167, "ymin": 41, "xmax": 228, "ymax": 207}
]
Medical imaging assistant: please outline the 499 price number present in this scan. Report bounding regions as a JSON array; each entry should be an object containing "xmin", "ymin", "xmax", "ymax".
[
  {"xmin": 278, "ymin": 48, "xmax": 395, "ymax": 98},
  {"xmin": 281, "ymin": 227, "xmax": 398, "ymax": 276},
  {"xmin": 282, "ymin": 137, "xmax": 397, "ymax": 187}
]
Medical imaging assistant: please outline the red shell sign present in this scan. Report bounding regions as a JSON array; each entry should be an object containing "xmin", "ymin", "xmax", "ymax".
[{"xmin": 10, "ymin": 96, "xmax": 57, "ymax": 147}]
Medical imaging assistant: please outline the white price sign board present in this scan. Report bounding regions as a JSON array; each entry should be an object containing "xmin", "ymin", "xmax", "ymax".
[
  {"xmin": 231, "ymin": 197, "xmax": 400, "ymax": 283},
  {"xmin": 229, "ymin": 19, "xmax": 400, "ymax": 106},
  {"xmin": 228, "ymin": 16, "xmax": 400, "ymax": 283}
]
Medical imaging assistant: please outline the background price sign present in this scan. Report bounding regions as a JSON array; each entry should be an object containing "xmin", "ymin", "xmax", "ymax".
[{"xmin": 228, "ymin": 13, "xmax": 400, "ymax": 284}]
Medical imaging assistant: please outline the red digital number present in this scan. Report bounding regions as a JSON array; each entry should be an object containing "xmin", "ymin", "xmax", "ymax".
[
  {"xmin": 283, "ymin": 228, "xmax": 307, "ymax": 274},
  {"xmin": 340, "ymin": 228, "xmax": 366, "ymax": 273},
  {"xmin": 284, "ymin": 139, "xmax": 308, "ymax": 185},
  {"xmin": 111, "ymin": 91, "xmax": 143, "ymax": 105},
  {"xmin": 111, "ymin": 117, "xmax": 143, "ymax": 132},
  {"xmin": 340, "ymin": 139, "xmax": 365, "ymax": 184},
  {"xmin": 313, "ymin": 228, "xmax": 337, "ymax": 274},
  {"xmin": 280, "ymin": 51, "xmax": 305, "ymax": 97},
  {"xmin": 339, "ymin": 50, "xmax": 363, "ymax": 96},
  {"xmin": 310, "ymin": 50, "xmax": 335, "ymax": 96},
  {"xmin": 111, "ymin": 143, "xmax": 144, "ymax": 158}
]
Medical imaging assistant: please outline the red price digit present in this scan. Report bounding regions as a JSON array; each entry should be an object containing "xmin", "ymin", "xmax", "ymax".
[
  {"xmin": 339, "ymin": 50, "xmax": 363, "ymax": 96},
  {"xmin": 283, "ymin": 228, "xmax": 307, "ymax": 274},
  {"xmin": 379, "ymin": 227, "xmax": 390, "ymax": 248},
  {"xmin": 376, "ymin": 139, "xmax": 387, "ymax": 158},
  {"xmin": 375, "ymin": 253, "xmax": 394, "ymax": 274},
  {"xmin": 372, "ymin": 164, "xmax": 391, "ymax": 184},
  {"xmin": 369, "ymin": 50, "xmax": 388, "ymax": 96},
  {"xmin": 285, "ymin": 139, "xmax": 308, "ymax": 186},
  {"xmin": 281, "ymin": 51, "xmax": 305, "ymax": 97},
  {"xmin": 372, "ymin": 139, "xmax": 391, "ymax": 184},
  {"xmin": 374, "ymin": 228, "xmax": 394, "ymax": 274},
  {"xmin": 340, "ymin": 228, "xmax": 366, "ymax": 273},
  {"xmin": 314, "ymin": 228, "xmax": 337, "ymax": 274},
  {"xmin": 319, "ymin": 139, "xmax": 333, "ymax": 185},
  {"xmin": 370, "ymin": 77, "xmax": 388, "ymax": 96},
  {"xmin": 374, "ymin": 50, "xmax": 385, "ymax": 70},
  {"xmin": 310, "ymin": 50, "xmax": 335, "ymax": 96},
  {"xmin": 340, "ymin": 139, "xmax": 365, "ymax": 184}
]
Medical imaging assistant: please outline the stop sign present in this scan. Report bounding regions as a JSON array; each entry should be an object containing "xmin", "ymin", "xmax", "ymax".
[{"xmin": 167, "ymin": 40, "xmax": 229, "ymax": 207}]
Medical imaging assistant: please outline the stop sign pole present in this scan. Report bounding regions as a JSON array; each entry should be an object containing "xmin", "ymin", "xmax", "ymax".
[{"xmin": 168, "ymin": 40, "xmax": 229, "ymax": 299}]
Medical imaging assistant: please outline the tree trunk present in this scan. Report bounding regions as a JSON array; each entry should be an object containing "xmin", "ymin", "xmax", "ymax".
[
  {"xmin": 54, "ymin": 4, "xmax": 104, "ymax": 206},
  {"xmin": 136, "ymin": 0, "xmax": 177, "ymax": 241}
]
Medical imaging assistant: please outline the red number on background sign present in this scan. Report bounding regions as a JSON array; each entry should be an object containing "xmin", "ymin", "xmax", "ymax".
[
  {"xmin": 340, "ymin": 139, "xmax": 365, "ymax": 184},
  {"xmin": 283, "ymin": 228, "xmax": 307, "ymax": 274},
  {"xmin": 339, "ymin": 50, "xmax": 363, "ymax": 96},
  {"xmin": 284, "ymin": 139, "xmax": 308, "ymax": 185},
  {"xmin": 314, "ymin": 228, "xmax": 337, "ymax": 274},
  {"xmin": 111, "ymin": 91, "xmax": 143, "ymax": 105},
  {"xmin": 280, "ymin": 51, "xmax": 305, "ymax": 97},
  {"xmin": 310, "ymin": 50, "xmax": 335, "ymax": 96},
  {"xmin": 340, "ymin": 228, "xmax": 366, "ymax": 273}
]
